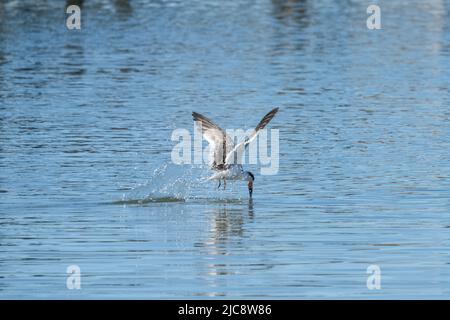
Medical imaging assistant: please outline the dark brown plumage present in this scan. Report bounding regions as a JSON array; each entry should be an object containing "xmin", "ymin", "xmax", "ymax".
[{"xmin": 254, "ymin": 107, "xmax": 279, "ymax": 132}]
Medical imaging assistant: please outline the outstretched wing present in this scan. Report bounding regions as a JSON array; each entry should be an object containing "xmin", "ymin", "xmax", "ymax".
[
  {"xmin": 192, "ymin": 112, "xmax": 234, "ymax": 169},
  {"xmin": 225, "ymin": 107, "xmax": 279, "ymax": 165}
]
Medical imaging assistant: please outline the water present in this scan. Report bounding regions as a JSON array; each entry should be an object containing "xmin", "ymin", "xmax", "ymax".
[{"xmin": 1, "ymin": 0, "xmax": 450, "ymax": 299}]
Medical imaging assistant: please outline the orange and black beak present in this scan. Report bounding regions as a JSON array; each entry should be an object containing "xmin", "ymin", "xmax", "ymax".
[{"xmin": 248, "ymin": 180, "xmax": 253, "ymax": 197}]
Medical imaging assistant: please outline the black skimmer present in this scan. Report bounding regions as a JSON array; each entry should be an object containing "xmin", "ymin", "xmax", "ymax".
[{"xmin": 192, "ymin": 107, "xmax": 279, "ymax": 197}]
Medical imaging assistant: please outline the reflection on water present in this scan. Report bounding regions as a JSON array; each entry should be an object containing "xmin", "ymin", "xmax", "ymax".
[
  {"xmin": 206, "ymin": 200, "xmax": 254, "ymax": 250},
  {"xmin": 198, "ymin": 200, "xmax": 256, "ymax": 297},
  {"xmin": 114, "ymin": 0, "xmax": 133, "ymax": 18},
  {"xmin": 66, "ymin": 0, "xmax": 84, "ymax": 8},
  {"xmin": 1, "ymin": 0, "xmax": 450, "ymax": 298},
  {"xmin": 272, "ymin": 0, "xmax": 309, "ymax": 27}
]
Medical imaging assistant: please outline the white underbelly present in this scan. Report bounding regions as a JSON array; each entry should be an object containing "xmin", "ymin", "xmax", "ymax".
[{"xmin": 207, "ymin": 166, "xmax": 244, "ymax": 181}]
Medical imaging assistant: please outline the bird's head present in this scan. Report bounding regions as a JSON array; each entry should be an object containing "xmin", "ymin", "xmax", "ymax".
[{"xmin": 246, "ymin": 171, "xmax": 255, "ymax": 197}]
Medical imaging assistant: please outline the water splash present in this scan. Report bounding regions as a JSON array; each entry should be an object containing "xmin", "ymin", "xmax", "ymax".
[{"xmin": 116, "ymin": 163, "xmax": 245, "ymax": 205}]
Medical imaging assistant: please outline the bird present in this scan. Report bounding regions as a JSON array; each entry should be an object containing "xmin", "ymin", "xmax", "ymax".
[{"xmin": 192, "ymin": 107, "xmax": 279, "ymax": 197}]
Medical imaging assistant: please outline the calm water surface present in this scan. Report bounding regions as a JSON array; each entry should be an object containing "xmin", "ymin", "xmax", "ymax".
[{"xmin": 1, "ymin": 0, "xmax": 450, "ymax": 298}]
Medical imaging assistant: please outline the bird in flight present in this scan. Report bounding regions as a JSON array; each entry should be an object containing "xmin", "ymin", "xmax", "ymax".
[{"xmin": 192, "ymin": 107, "xmax": 279, "ymax": 197}]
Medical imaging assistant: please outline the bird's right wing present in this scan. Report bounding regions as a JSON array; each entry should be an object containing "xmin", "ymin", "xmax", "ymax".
[
  {"xmin": 225, "ymin": 107, "xmax": 279, "ymax": 165},
  {"xmin": 192, "ymin": 112, "xmax": 234, "ymax": 168}
]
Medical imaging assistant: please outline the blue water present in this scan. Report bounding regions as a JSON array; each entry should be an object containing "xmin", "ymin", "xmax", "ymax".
[{"xmin": 1, "ymin": 0, "xmax": 450, "ymax": 299}]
